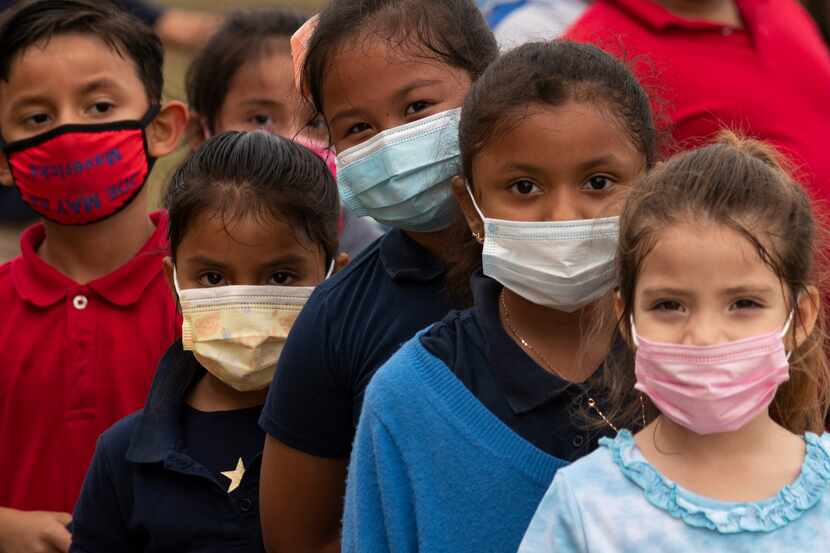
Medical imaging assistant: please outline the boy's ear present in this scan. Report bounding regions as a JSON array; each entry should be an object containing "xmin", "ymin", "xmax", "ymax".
[
  {"xmin": 0, "ymin": 151, "xmax": 12, "ymax": 187},
  {"xmin": 147, "ymin": 101, "xmax": 189, "ymax": 158},
  {"xmin": 792, "ymin": 285, "xmax": 820, "ymax": 351},
  {"xmin": 451, "ymin": 176, "xmax": 484, "ymax": 243}
]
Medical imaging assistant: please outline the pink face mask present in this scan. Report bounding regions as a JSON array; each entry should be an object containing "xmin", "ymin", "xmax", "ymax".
[{"xmin": 632, "ymin": 314, "xmax": 792, "ymax": 435}]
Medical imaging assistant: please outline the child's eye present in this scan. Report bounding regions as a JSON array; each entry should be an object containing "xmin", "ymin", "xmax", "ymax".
[
  {"xmin": 508, "ymin": 179, "xmax": 542, "ymax": 196},
  {"xmin": 23, "ymin": 113, "xmax": 51, "ymax": 126},
  {"xmin": 731, "ymin": 298, "xmax": 763, "ymax": 310},
  {"xmin": 582, "ymin": 175, "xmax": 615, "ymax": 192},
  {"xmin": 198, "ymin": 272, "xmax": 226, "ymax": 287},
  {"xmin": 250, "ymin": 114, "xmax": 274, "ymax": 127},
  {"xmin": 268, "ymin": 272, "xmax": 294, "ymax": 285},
  {"xmin": 651, "ymin": 300, "xmax": 684, "ymax": 312},
  {"xmin": 88, "ymin": 102, "xmax": 115, "ymax": 115},
  {"xmin": 345, "ymin": 122, "xmax": 371, "ymax": 137},
  {"xmin": 308, "ymin": 114, "xmax": 326, "ymax": 130},
  {"xmin": 404, "ymin": 100, "xmax": 432, "ymax": 116}
]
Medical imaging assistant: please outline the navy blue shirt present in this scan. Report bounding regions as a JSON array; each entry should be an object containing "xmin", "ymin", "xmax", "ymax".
[
  {"xmin": 70, "ymin": 343, "xmax": 266, "ymax": 553},
  {"xmin": 260, "ymin": 229, "xmax": 453, "ymax": 458},
  {"xmin": 421, "ymin": 271, "xmax": 616, "ymax": 461}
]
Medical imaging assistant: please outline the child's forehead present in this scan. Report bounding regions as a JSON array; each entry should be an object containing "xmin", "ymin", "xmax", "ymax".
[{"xmin": 3, "ymin": 33, "xmax": 139, "ymax": 96}]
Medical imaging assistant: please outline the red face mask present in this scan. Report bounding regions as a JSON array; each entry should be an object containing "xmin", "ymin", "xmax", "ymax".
[{"xmin": 1, "ymin": 106, "xmax": 159, "ymax": 225}]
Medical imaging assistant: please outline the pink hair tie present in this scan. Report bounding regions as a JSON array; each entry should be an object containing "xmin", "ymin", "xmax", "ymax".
[{"xmin": 291, "ymin": 14, "xmax": 319, "ymax": 98}]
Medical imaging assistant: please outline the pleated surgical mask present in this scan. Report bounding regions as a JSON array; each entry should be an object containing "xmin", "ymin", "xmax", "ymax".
[
  {"xmin": 335, "ymin": 109, "xmax": 462, "ymax": 232},
  {"xmin": 173, "ymin": 262, "xmax": 333, "ymax": 391},
  {"xmin": 467, "ymin": 184, "xmax": 619, "ymax": 312}
]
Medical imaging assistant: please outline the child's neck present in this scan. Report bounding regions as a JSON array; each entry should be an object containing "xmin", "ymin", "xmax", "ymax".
[
  {"xmin": 635, "ymin": 413, "xmax": 806, "ymax": 502},
  {"xmin": 500, "ymin": 288, "xmax": 613, "ymax": 383},
  {"xmin": 659, "ymin": 0, "xmax": 742, "ymax": 27},
  {"xmin": 188, "ymin": 372, "xmax": 268, "ymax": 413},
  {"xmin": 38, "ymin": 189, "xmax": 156, "ymax": 284}
]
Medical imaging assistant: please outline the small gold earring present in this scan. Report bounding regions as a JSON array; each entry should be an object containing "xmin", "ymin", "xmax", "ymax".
[{"xmin": 472, "ymin": 231, "xmax": 484, "ymax": 244}]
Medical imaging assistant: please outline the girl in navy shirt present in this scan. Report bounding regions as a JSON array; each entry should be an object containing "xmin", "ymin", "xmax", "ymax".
[
  {"xmin": 343, "ymin": 41, "xmax": 657, "ymax": 552},
  {"xmin": 257, "ymin": 2, "xmax": 498, "ymax": 551},
  {"xmin": 69, "ymin": 131, "xmax": 341, "ymax": 553}
]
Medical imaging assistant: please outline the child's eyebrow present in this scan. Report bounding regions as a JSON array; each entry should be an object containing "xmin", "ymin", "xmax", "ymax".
[
  {"xmin": 640, "ymin": 287, "xmax": 691, "ymax": 299},
  {"xmin": 8, "ymin": 94, "xmax": 50, "ymax": 113},
  {"xmin": 79, "ymin": 77, "xmax": 123, "ymax": 96},
  {"xmin": 260, "ymin": 254, "xmax": 310, "ymax": 268},
  {"xmin": 576, "ymin": 154, "xmax": 620, "ymax": 172},
  {"xmin": 720, "ymin": 286, "xmax": 775, "ymax": 296},
  {"xmin": 239, "ymin": 98, "xmax": 282, "ymax": 109},
  {"xmin": 394, "ymin": 79, "xmax": 442, "ymax": 100}
]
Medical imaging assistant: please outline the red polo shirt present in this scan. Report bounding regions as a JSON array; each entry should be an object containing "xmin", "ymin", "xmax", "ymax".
[
  {"xmin": 566, "ymin": 0, "xmax": 830, "ymax": 204},
  {"xmin": 0, "ymin": 211, "xmax": 178, "ymax": 513}
]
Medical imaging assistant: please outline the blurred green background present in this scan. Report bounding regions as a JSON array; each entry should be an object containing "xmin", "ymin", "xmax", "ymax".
[{"xmin": 150, "ymin": 0, "xmax": 326, "ymax": 205}]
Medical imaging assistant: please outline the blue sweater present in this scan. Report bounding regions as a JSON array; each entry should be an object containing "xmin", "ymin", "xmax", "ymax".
[{"xmin": 343, "ymin": 332, "xmax": 568, "ymax": 553}]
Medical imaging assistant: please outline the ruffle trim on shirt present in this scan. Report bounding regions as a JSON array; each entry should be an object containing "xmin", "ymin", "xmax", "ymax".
[{"xmin": 601, "ymin": 429, "xmax": 830, "ymax": 534}]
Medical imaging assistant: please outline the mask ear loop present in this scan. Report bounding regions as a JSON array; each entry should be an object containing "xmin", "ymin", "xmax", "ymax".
[
  {"xmin": 465, "ymin": 182, "xmax": 487, "ymax": 244},
  {"xmin": 781, "ymin": 309, "xmax": 795, "ymax": 361},
  {"xmin": 325, "ymin": 258, "xmax": 336, "ymax": 279},
  {"xmin": 629, "ymin": 314, "xmax": 640, "ymax": 348}
]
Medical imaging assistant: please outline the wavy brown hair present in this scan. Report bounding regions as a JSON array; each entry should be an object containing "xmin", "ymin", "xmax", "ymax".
[{"xmin": 602, "ymin": 131, "xmax": 830, "ymax": 435}]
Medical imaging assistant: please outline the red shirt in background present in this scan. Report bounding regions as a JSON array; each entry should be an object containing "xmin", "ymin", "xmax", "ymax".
[
  {"xmin": 0, "ymin": 211, "xmax": 179, "ymax": 513},
  {"xmin": 566, "ymin": 0, "xmax": 830, "ymax": 207}
]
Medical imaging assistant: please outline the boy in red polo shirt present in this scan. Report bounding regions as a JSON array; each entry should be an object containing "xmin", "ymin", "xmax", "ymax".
[
  {"xmin": 0, "ymin": 1, "xmax": 186, "ymax": 551},
  {"xmin": 566, "ymin": 0, "xmax": 830, "ymax": 205}
]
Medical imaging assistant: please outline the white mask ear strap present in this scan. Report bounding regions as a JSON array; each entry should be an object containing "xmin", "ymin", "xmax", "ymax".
[
  {"xmin": 465, "ymin": 182, "xmax": 487, "ymax": 224},
  {"xmin": 629, "ymin": 314, "xmax": 640, "ymax": 348},
  {"xmin": 325, "ymin": 258, "xmax": 336, "ymax": 279},
  {"xmin": 172, "ymin": 267, "xmax": 183, "ymax": 295},
  {"xmin": 781, "ymin": 310, "xmax": 795, "ymax": 361}
]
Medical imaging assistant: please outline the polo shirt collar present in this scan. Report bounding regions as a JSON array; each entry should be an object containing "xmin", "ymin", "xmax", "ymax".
[
  {"xmin": 127, "ymin": 341, "xmax": 204, "ymax": 464},
  {"xmin": 607, "ymin": 0, "xmax": 757, "ymax": 32},
  {"xmin": 11, "ymin": 210, "xmax": 170, "ymax": 308},
  {"xmin": 379, "ymin": 228, "xmax": 446, "ymax": 282},
  {"xmin": 472, "ymin": 271, "xmax": 575, "ymax": 414}
]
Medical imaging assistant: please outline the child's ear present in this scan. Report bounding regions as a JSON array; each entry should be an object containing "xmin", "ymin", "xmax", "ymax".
[
  {"xmin": 451, "ymin": 176, "xmax": 484, "ymax": 243},
  {"xmin": 0, "ymin": 151, "xmax": 12, "ymax": 187},
  {"xmin": 334, "ymin": 252, "xmax": 349, "ymax": 274},
  {"xmin": 147, "ymin": 101, "xmax": 189, "ymax": 158},
  {"xmin": 162, "ymin": 256, "xmax": 179, "ymax": 307},
  {"xmin": 792, "ymin": 285, "xmax": 820, "ymax": 351}
]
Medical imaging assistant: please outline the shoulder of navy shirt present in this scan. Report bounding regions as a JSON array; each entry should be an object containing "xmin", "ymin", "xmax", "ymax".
[
  {"xmin": 70, "ymin": 342, "xmax": 265, "ymax": 553},
  {"xmin": 260, "ymin": 228, "xmax": 453, "ymax": 459},
  {"xmin": 420, "ymin": 270, "xmax": 615, "ymax": 461}
]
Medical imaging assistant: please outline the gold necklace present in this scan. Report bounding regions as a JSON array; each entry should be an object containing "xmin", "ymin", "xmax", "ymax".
[{"xmin": 500, "ymin": 291, "xmax": 646, "ymax": 433}]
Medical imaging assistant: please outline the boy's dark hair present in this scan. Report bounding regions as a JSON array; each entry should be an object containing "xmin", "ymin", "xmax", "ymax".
[
  {"xmin": 0, "ymin": 0, "xmax": 164, "ymax": 104},
  {"xmin": 302, "ymin": 0, "xmax": 498, "ymax": 118},
  {"xmin": 186, "ymin": 8, "xmax": 309, "ymax": 134},
  {"xmin": 165, "ymin": 130, "xmax": 339, "ymax": 265},
  {"xmin": 449, "ymin": 40, "xmax": 657, "ymax": 303}
]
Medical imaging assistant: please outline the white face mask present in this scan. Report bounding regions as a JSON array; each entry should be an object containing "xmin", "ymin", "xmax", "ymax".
[
  {"xmin": 467, "ymin": 185, "xmax": 619, "ymax": 312},
  {"xmin": 173, "ymin": 263, "xmax": 332, "ymax": 392}
]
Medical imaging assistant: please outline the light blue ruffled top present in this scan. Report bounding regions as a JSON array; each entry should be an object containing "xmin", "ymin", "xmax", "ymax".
[{"xmin": 518, "ymin": 430, "xmax": 830, "ymax": 552}]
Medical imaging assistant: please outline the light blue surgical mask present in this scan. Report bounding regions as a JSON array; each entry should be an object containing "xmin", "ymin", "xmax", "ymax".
[{"xmin": 335, "ymin": 108, "xmax": 462, "ymax": 233}]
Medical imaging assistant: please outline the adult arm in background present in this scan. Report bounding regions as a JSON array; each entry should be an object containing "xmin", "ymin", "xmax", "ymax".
[{"xmin": 260, "ymin": 438, "xmax": 346, "ymax": 553}]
